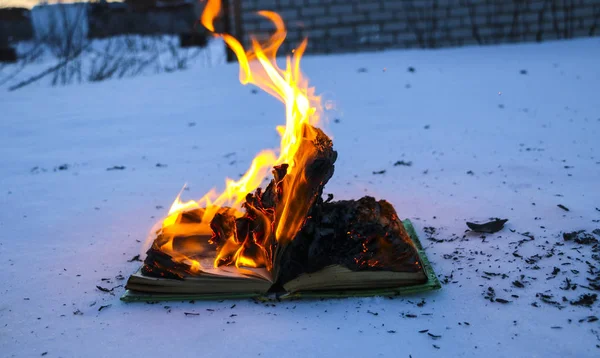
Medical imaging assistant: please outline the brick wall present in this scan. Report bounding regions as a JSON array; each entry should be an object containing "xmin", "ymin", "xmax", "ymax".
[{"xmin": 232, "ymin": 0, "xmax": 600, "ymax": 54}]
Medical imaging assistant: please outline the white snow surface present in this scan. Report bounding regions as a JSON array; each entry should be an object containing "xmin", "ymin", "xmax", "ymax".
[{"xmin": 1, "ymin": 38, "xmax": 600, "ymax": 358}]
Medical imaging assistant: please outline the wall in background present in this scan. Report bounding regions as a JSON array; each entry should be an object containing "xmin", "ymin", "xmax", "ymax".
[{"xmin": 233, "ymin": 0, "xmax": 600, "ymax": 55}]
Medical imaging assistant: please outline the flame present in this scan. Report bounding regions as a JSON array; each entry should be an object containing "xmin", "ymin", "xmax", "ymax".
[{"xmin": 150, "ymin": 0, "xmax": 323, "ymax": 271}]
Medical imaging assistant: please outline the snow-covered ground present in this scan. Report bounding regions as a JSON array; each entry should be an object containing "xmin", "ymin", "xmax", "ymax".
[{"xmin": 1, "ymin": 38, "xmax": 599, "ymax": 358}]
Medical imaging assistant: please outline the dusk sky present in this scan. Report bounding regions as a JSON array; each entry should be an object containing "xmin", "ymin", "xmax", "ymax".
[{"xmin": 0, "ymin": 0, "xmax": 121, "ymax": 9}]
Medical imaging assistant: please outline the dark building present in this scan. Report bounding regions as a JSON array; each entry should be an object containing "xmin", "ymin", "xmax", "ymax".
[
  {"xmin": 88, "ymin": 0, "xmax": 202, "ymax": 38},
  {"xmin": 0, "ymin": 7, "xmax": 34, "ymax": 44}
]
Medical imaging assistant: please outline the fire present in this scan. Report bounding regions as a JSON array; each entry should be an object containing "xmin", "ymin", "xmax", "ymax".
[{"xmin": 151, "ymin": 0, "xmax": 324, "ymax": 270}]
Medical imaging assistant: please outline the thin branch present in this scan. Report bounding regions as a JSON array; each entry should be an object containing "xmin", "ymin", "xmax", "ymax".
[{"xmin": 8, "ymin": 46, "xmax": 86, "ymax": 91}]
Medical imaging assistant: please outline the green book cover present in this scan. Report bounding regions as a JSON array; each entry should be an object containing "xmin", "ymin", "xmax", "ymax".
[{"xmin": 121, "ymin": 219, "xmax": 441, "ymax": 302}]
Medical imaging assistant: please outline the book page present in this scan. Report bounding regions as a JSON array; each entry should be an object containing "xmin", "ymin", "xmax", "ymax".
[
  {"xmin": 282, "ymin": 265, "xmax": 427, "ymax": 293},
  {"xmin": 183, "ymin": 258, "xmax": 272, "ymax": 282}
]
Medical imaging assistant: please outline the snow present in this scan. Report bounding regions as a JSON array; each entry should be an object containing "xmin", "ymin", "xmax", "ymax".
[{"xmin": 1, "ymin": 37, "xmax": 600, "ymax": 357}]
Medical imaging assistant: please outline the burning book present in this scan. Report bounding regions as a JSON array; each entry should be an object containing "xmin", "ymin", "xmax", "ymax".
[{"xmin": 122, "ymin": 0, "xmax": 439, "ymax": 301}]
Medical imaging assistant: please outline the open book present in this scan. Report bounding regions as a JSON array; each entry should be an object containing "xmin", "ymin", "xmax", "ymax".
[{"xmin": 123, "ymin": 198, "xmax": 439, "ymax": 302}]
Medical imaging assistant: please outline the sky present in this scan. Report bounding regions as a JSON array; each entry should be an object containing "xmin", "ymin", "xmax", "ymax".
[{"xmin": 0, "ymin": 0, "xmax": 121, "ymax": 9}]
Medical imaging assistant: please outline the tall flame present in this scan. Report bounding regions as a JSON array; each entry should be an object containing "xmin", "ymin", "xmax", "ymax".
[{"xmin": 151, "ymin": 0, "xmax": 324, "ymax": 270}]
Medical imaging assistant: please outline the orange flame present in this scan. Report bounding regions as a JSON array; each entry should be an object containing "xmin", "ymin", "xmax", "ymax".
[{"xmin": 153, "ymin": 0, "xmax": 323, "ymax": 270}]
